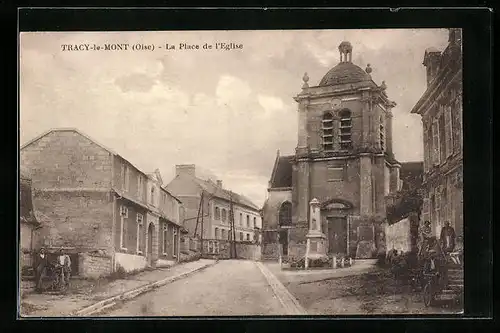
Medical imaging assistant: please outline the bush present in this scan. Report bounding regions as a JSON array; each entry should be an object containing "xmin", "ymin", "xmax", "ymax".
[{"xmin": 108, "ymin": 264, "xmax": 127, "ymax": 280}]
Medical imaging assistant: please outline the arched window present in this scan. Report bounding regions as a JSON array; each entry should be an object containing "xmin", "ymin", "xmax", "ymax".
[
  {"xmin": 253, "ymin": 217, "xmax": 257, "ymax": 228},
  {"xmin": 215, "ymin": 207, "xmax": 220, "ymax": 220},
  {"xmin": 215, "ymin": 227, "xmax": 220, "ymax": 239},
  {"xmin": 278, "ymin": 202, "xmax": 292, "ymax": 227},
  {"xmin": 379, "ymin": 115, "xmax": 385, "ymax": 150},
  {"xmin": 322, "ymin": 112, "xmax": 334, "ymax": 151},
  {"xmin": 246, "ymin": 215, "xmax": 250, "ymax": 228},
  {"xmin": 221, "ymin": 209, "xmax": 227, "ymax": 222},
  {"xmin": 339, "ymin": 109, "xmax": 352, "ymax": 150},
  {"xmin": 221, "ymin": 229, "xmax": 227, "ymax": 240}
]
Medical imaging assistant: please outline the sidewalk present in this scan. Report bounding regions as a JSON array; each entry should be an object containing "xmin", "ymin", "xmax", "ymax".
[{"xmin": 19, "ymin": 259, "xmax": 216, "ymax": 317}]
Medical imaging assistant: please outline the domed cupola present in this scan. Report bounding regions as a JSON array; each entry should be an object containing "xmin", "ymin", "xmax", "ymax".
[{"xmin": 318, "ymin": 41, "xmax": 372, "ymax": 86}]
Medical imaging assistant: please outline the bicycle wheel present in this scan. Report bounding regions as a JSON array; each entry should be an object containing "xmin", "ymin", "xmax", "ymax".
[{"xmin": 423, "ymin": 282, "xmax": 435, "ymax": 307}]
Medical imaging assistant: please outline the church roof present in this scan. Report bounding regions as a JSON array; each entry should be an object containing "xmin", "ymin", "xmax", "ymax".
[
  {"xmin": 319, "ymin": 62, "xmax": 372, "ymax": 86},
  {"xmin": 270, "ymin": 155, "xmax": 293, "ymax": 188}
]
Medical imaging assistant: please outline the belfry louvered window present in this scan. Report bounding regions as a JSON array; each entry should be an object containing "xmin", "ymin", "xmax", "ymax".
[
  {"xmin": 379, "ymin": 115, "xmax": 385, "ymax": 150},
  {"xmin": 322, "ymin": 112, "xmax": 334, "ymax": 151},
  {"xmin": 339, "ymin": 109, "xmax": 352, "ymax": 149}
]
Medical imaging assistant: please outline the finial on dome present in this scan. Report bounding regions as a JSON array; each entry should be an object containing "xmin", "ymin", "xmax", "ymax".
[
  {"xmin": 302, "ymin": 72, "xmax": 309, "ymax": 88},
  {"xmin": 365, "ymin": 64, "xmax": 372, "ymax": 74},
  {"xmin": 338, "ymin": 41, "xmax": 353, "ymax": 63}
]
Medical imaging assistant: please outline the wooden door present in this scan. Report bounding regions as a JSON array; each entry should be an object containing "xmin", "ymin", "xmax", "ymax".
[{"xmin": 328, "ymin": 217, "xmax": 347, "ymax": 255}]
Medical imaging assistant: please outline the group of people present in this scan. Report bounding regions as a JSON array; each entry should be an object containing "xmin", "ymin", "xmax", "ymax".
[
  {"xmin": 419, "ymin": 220, "xmax": 462, "ymax": 268},
  {"xmin": 34, "ymin": 247, "xmax": 72, "ymax": 292}
]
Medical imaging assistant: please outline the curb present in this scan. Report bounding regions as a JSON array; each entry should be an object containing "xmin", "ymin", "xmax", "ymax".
[
  {"xmin": 255, "ymin": 262, "xmax": 307, "ymax": 315},
  {"xmin": 74, "ymin": 260, "xmax": 219, "ymax": 316}
]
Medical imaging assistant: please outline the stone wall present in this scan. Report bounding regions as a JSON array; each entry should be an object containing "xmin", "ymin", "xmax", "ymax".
[
  {"xmin": 79, "ymin": 252, "xmax": 113, "ymax": 278},
  {"xmin": 385, "ymin": 212, "xmax": 419, "ymax": 255},
  {"xmin": 114, "ymin": 252, "xmax": 147, "ymax": 273},
  {"xmin": 34, "ymin": 190, "xmax": 114, "ymax": 253},
  {"xmin": 20, "ymin": 130, "xmax": 113, "ymax": 190},
  {"xmin": 202, "ymin": 239, "xmax": 261, "ymax": 260}
]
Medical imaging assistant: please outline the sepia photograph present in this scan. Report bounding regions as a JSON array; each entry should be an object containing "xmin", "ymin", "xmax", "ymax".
[{"xmin": 19, "ymin": 28, "xmax": 463, "ymax": 317}]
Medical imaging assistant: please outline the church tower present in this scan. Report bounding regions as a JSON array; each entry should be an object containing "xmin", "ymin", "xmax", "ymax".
[{"xmin": 291, "ymin": 41, "xmax": 401, "ymax": 259}]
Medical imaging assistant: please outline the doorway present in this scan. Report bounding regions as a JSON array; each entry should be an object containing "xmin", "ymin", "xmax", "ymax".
[
  {"xmin": 147, "ymin": 223, "xmax": 154, "ymax": 266},
  {"xmin": 328, "ymin": 217, "xmax": 347, "ymax": 255},
  {"xmin": 279, "ymin": 230, "xmax": 289, "ymax": 256}
]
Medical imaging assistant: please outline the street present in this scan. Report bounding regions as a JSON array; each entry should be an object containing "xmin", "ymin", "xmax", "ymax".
[{"xmin": 95, "ymin": 260, "xmax": 289, "ymax": 316}]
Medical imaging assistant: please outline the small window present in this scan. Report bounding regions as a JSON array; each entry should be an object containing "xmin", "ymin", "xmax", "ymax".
[
  {"xmin": 246, "ymin": 233, "xmax": 250, "ymax": 241},
  {"xmin": 215, "ymin": 227, "xmax": 220, "ymax": 239},
  {"xmin": 221, "ymin": 209, "xmax": 227, "ymax": 222},
  {"xmin": 327, "ymin": 167, "xmax": 344, "ymax": 181},
  {"xmin": 239, "ymin": 232, "xmax": 243, "ymax": 241},
  {"xmin": 162, "ymin": 223, "xmax": 168, "ymax": 255},
  {"xmin": 239, "ymin": 213, "xmax": 243, "ymax": 225},
  {"xmin": 246, "ymin": 215, "xmax": 250, "ymax": 228},
  {"xmin": 253, "ymin": 217, "xmax": 257, "ymax": 228},
  {"xmin": 221, "ymin": 229, "xmax": 227, "ymax": 240},
  {"xmin": 215, "ymin": 207, "xmax": 220, "ymax": 220},
  {"xmin": 150, "ymin": 187, "xmax": 155, "ymax": 205},
  {"xmin": 136, "ymin": 214, "xmax": 143, "ymax": 254}
]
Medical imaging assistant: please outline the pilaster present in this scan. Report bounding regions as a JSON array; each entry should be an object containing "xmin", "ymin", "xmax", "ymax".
[{"xmin": 359, "ymin": 155, "xmax": 373, "ymax": 215}]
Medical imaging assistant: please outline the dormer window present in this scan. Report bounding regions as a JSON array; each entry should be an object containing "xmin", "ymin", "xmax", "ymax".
[
  {"xmin": 339, "ymin": 109, "xmax": 352, "ymax": 150},
  {"xmin": 322, "ymin": 112, "xmax": 334, "ymax": 151}
]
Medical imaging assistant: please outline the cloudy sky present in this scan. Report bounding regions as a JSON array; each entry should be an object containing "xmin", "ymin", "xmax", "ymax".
[{"xmin": 20, "ymin": 29, "xmax": 449, "ymax": 207}]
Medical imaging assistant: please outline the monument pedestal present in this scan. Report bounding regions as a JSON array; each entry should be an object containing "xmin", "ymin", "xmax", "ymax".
[
  {"xmin": 306, "ymin": 230, "xmax": 327, "ymax": 260},
  {"xmin": 304, "ymin": 198, "xmax": 328, "ymax": 269}
]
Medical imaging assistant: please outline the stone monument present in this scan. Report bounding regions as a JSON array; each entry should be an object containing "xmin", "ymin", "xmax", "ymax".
[{"xmin": 305, "ymin": 198, "xmax": 327, "ymax": 269}]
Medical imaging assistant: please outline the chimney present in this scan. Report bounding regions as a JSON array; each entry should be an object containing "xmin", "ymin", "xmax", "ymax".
[
  {"xmin": 423, "ymin": 47, "xmax": 442, "ymax": 86},
  {"xmin": 216, "ymin": 180, "xmax": 222, "ymax": 188},
  {"xmin": 176, "ymin": 164, "xmax": 196, "ymax": 177}
]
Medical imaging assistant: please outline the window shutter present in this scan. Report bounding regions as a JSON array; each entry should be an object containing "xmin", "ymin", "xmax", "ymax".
[
  {"xmin": 422, "ymin": 197, "xmax": 430, "ymax": 223},
  {"xmin": 444, "ymin": 106, "xmax": 452, "ymax": 157},
  {"xmin": 432, "ymin": 120, "xmax": 440, "ymax": 165},
  {"xmin": 423, "ymin": 127, "xmax": 429, "ymax": 172}
]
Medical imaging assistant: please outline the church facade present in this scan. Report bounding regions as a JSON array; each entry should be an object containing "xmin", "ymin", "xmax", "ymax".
[{"xmin": 262, "ymin": 41, "xmax": 402, "ymax": 260}]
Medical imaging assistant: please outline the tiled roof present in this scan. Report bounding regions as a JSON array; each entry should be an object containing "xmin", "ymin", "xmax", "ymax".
[
  {"xmin": 270, "ymin": 155, "xmax": 294, "ymax": 188},
  {"xmin": 319, "ymin": 62, "xmax": 372, "ymax": 86},
  {"xmin": 192, "ymin": 177, "xmax": 259, "ymax": 211}
]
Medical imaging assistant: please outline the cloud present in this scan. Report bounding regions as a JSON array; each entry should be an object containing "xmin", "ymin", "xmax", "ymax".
[{"xmin": 20, "ymin": 29, "xmax": 450, "ymax": 207}]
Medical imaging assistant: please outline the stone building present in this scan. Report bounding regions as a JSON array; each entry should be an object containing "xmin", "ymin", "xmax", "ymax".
[
  {"xmin": 262, "ymin": 41, "xmax": 402, "ymax": 260},
  {"xmin": 20, "ymin": 128, "xmax": 184, "ymax": 278},
  {"xmin": 19, "ymin": 170, "xmax": 41, "ymax": 270},
  {"xmin": 166, "ymin": 164, "xmax": 261, "ymax": 253},
  {"xmin": 410, "ymin": 28, "xmax": 463, "ymax": 239}
]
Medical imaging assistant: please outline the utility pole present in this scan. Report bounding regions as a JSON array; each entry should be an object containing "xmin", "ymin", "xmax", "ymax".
[
  {"xmin": 200, "ymin": 191, "xmax": 205, "ymax": 256},
  {"xmin": 229, "ymin": 191, "xmax": 237, "ymax": 258},
  {"xmin": 194, "ymin": 191, "xmax": 203, "ymax": 237}
]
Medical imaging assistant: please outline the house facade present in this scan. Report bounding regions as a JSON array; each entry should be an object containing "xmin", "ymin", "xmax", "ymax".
[
  {"xmin": 166, "ymin": 164, "xmax": 261, "ymax": 255},
  {"xmin": 410, "ymin": 28, "xmax": 463, "ymax": 240},
  {"xmin": 262, "ymin": 41, "xmax": 403, "ymax": 260},
  {"xmin": 20, "ymin": 128, "xmax": 184, "ymax": 278}
]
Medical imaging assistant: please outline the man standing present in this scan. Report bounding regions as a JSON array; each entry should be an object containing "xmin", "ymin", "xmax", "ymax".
[
  {"xmin": 34, "ymin": 247, "xmax": 48, "ymax": 292},
  {"xmin": 57, "ymin": 249, "xmax": 71, "ymax": 286},
  {"xmin": 440, "ymin": 221, "xmax": 456, "ymax": 253}
]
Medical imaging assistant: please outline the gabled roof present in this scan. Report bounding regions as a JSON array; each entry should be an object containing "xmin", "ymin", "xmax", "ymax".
[
  {"xmin": 147, "ymin": 168, "xmax": 164, "ymax": 185},
  {"xmin": 21, "ymin": 128, "xmax": 117, "ymax": 155},
  {"xmin": 269, "ymin": 151, "xmax": 293, "ymax": 188},
  {"xmin": 193, "ymin": 177, "xmax": 259, "ymax": 211}
]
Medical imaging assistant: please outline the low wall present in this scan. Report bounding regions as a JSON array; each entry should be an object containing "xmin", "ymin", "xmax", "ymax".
[
  {"xmin": 262, "ymin": 243, "xmax": 279, "ymax": 260},
  {"xmin": 202, "ymin": 239, "xmax": 261, "ymax": 260},
  {"xmin": 79, "ymin": 253, "xmax": 113, "ymax": 278},
  {"xmin": 157, "ymin": 258, "xmax": 175, "ymax": 268},
  {"xmin": 114, "ymin": 252, "xmax": 147, "ymax": 273},
  {"xmin": 385, "ymin": 212, "xmax": 419, "ymax": 255}
]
